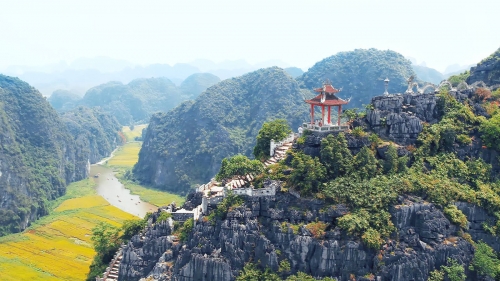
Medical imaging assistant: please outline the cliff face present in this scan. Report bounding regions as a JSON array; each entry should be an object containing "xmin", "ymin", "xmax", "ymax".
[
  {"xmin": 466, "ymin": 47, "xmax": 500, "ymax": 86},
  {"xmin": 0, "ymin": 75, "xmax": 120, "ymax": 235},
  {"xmin": 117, "ymin": 190, "xmax": 489, "ymax": 281},
  {"xmin": 61, "ymin": 106, "xmax": 122, "ymax": 164},
  {"xmin": 366, "ymin": 92, "xmax": 440, "ymax": 145}
]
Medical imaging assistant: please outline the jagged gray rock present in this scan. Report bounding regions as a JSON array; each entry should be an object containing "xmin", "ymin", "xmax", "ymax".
[{"xmin": 115, "ymin": 190, "xmax": 489, "ymax": 281}]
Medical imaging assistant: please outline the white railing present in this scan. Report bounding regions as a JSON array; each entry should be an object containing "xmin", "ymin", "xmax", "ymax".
[
  {"xmin": 302, "ymin": 123, "xmax": 349, "ymax": 132},
  {"xmin": 270, "ymin": 133, "xmax": 295, "ymax": 156}
]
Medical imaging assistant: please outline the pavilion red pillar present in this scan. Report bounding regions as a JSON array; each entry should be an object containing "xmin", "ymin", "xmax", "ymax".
[
  {"xmin": 310, "ymin": 104, "xmax": 314, "ymax": 125},
  {"xmin": 327, "ymin": 106, "xmax": 331, "ymax": 124},
  {"xmin": 321, "ymin": 105, "xmax": 325, "ymax": 126},
  {"xmin": 337, "ymin": 105, "xmax": 342, "ymax": 126}
]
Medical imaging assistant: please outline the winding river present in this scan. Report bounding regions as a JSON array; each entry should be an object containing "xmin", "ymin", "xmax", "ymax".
[{"xmin": 90, "ymin": 165, "xmax": 157, "ymax": 218}]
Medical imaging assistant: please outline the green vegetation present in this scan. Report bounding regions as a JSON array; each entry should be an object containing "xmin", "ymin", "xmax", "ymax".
[
  {"xmin": 48, "ymin": 89, "xmax": 81, "ymax": 112},
  {"xmin": 133, "ymin": 67, "xmax": 308, "ymax": 193},
  {"xmin": 174, "ymin": 218, "xmax": 194, "ymax": 242},
  {"xmin": 236, "ymin": 263, "xmax": 336, "ymax": 281},
  {"xmin": 0, "ymin": 179, "xmax": 136, "ymax": 281},
  {"xmin": 215, "ymin": 154, "xmax": 263, "ymax": 182},
  {"xmin": 0, "ymin": 75, "xmax": 120, "ymax": 235},
  {"xmin": 444, "ymin": 205, "xmax": 468, "ymax": 228},
  {"xmin": 467, "ymin": 47, "xmax": 500, "ymax": 86},
  {"xmin": 122, "ymin": 124, "xmax": 148, "ymax": 141},
  {"xmin": 480, "ymin": 113, "xmax": 500, "ymax": 150},
  {"xmin": 442, "ymin": 258, "xmax": 466, "ymax": 281},
  {"xmin": 469, "ymin": 241, "xmax": 500, "ymax": 279},
  {"xmin": 298, "ymin": 48, "xmax": 417, "ymax": 109},
  {"xmin": 80, "ymin": 74, "xmax": 220, "ymax": 125},
  {"xmin": 448, "ymin": 71, "xmax": 470, "ymax": 87},
  {"xmin": 207, "ymin": 193, "xmax": 244, "ymax": 223},
  {"xmin": 106, "ymin": 141, "xmax": 185, "ymax": 207},
  {"xmin": 253, "ymin": 119, "xmax": 292, "ymax": 160}
]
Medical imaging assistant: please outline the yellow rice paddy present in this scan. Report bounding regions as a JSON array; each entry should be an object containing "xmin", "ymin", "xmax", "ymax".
[{"xmin": 0, "ymin": 179, "xmax": 136, "ymax": 280}]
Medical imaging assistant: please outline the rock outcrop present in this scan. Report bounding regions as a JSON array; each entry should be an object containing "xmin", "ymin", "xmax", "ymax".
[
  {"xmin": 466, "ymin": 47, "xmax": 500, "ymax": 87},
  {"xmin": 366, "ymin": 92, "xmax": 440, "ymax": 145},
  {"xmin": 116, "ymin": 189, "xmax": 489, "ymax": 281}
]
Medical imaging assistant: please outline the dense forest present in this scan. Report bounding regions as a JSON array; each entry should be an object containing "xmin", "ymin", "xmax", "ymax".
[
  {"xmin": 0, "ymin": 75, "xmax": 122, "ymax": 235},
  {"xmin": 297, "ymin": 48, "xmax": 417, "ymax": 109}
]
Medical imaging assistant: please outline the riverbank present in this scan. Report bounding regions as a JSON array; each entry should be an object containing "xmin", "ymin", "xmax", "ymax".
[
  {"xmin": 0, "ymin": 179, "xmax": 136, "ymax": 281},
  {"xmin": 105, "ymin": 141, "xmax": 185, "ymax": 207}
]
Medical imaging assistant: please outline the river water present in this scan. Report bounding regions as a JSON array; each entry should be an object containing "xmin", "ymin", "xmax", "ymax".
[{"xmin": 90, "ymin": 165, "xmax": 157, "ymax": 218}]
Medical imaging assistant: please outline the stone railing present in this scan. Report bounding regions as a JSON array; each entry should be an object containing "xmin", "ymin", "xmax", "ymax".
[
  {"xmin": 302, "ymin": 123, "xmax": 349, "ymax": 132},
  {"xmin": 270, "ymin": 133, "xmax": 295, "ymax": 156}
]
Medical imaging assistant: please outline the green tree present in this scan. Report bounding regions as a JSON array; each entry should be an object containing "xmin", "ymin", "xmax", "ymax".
[
  {"xmin": 480, "ymin": 113, "xmax": 500, "ymax": 151},
  {"xmin": 442, "ymin": 258, "xmax": 466, "ymax": 281},
  {"xmin": 354, "ymin": 146, "xmax": 378, "ymax": 179},
  {"xmin": 121, "ymin": 219, "xmax": 146, "ymax": 240},
  {"xmin": 383, "ymin": 145, "xmax": 399, "ymax": 175},
  {"xmin": 290, "ymin": 152, "xmax": 326, "ymax": 195},
  {"xmin": 91, "ymin": 222, "xmax": 121, "ymax": 257},
  {"xmin": 470, "ymin": 241, "xmax": 500, "ymax": 278},
  {"xmin": 320, "ymin": 133, "xmax": 353, "ymax": 179},
  {"xmin": 253, "ymin": 119, "xmax": 292, "ymax": 160},
  {"xmin": 215, "ymin": 154, "xmax": 264, "ymax": 182}
]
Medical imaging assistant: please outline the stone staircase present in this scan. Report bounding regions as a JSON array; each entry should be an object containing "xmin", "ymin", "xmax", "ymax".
[
  {"xmin": 96, "ymin": 245, "xmax": 124, "ymax": 281},
  {"xmin": 226, "ymin": 141, "xmax": 293, "ymax": 190}
]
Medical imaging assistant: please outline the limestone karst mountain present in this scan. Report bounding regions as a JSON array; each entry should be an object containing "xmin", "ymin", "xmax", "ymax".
[
  {"xmin": 298, "ymin": 48, "xmax": 417, "ymax": 109},
  {"xmin": 132, "ymin": 67, "xmax": 309, "ymax": 194},
  {"xmin": 467, "ymin": 47, "xmax": 500, "ymax": 86},
  {"xmin": 0, "ymin": 75, "xmax": 121, "ymax": 235},
  {"xmin": 49, "ymin": 73, "xmax": 221, "ymax": 125}
]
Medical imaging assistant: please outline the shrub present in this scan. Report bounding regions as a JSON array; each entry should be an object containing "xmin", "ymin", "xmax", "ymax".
[
  {"xmin": 469, "ymin": 241, "xmax": 500, "ymax": 278},
  {"xmin": 253, "ymin": 119, "xmax": 292, "ymax": 160},
  {"xmin": 121, "ymin": 219, "xmax": 147, "ymax": 240},
  {"xmin": 305, "ymin": 221, "xmax": 328, "ymax": 239},
  {"xmin": 444, "ymin": 205, "xmax": 468, "ymax": 228},
  {"xmin": 475, "ymin": 88, "xmax": 492, "ymax": 101},
  {"xmin": 156, "ymin": 211, "xmax": 172, "ymax": 223},
  {"xmin": 362, "ymin": 228, "xmax": 383, "ymax": 249},
  {"xmin": 428, "ymin": 269, "xmax": 444, "ymax": 281},
  {"xmin": 442, "ymin": 258, "xmax": 466, "ymax": 281},
  {"xmin": 177, "ymin": 218, "xmax": 194, "ymax": 242},
  {"xmin": 278, "ymin": 259, "xmax": 291, "ymax": 272},
  {"xmin": 480, "ymin": 113, "xmax": 500, "ymax": 151},
  {"xmin": 351, "ymin": 126, "xmax": 366, "ymax": 137}
]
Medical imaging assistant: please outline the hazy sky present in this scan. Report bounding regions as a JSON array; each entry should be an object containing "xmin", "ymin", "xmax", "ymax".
[{"xmin": 1, "ymin": 0, "xmax": 499, "ymax": 72}]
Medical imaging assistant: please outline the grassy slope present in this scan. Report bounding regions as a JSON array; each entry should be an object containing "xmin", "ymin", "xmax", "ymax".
[
  {"xmin": 0, "ymin": 179, "xmax": 136, "ymax": 281},
  {"xmin": 108, "ymin": 125, "xmax": 185, "ymax": 207}
]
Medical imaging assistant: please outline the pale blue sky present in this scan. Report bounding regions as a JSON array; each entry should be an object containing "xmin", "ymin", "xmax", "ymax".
[{"xmin": 1, "ymin": 0, "xmax": 499, "ymax": 72}]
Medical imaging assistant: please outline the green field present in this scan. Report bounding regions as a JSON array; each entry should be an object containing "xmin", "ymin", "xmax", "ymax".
[
  {"xmin": 0, "ymin": 179, "xmax": 136, "ymax": 281},
  {"xmin": 122, "ymin": 124, "xmax": 148, "ymax": 142},
  {"xmin": 107, "ymin": 139, "xmax": 185, "ymax": 207}
]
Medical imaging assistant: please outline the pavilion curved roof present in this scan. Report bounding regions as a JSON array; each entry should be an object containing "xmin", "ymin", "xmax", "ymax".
[
  {"xmin": 314, "ymin": 84, "xmax": 340, "ymax": 94},
  {"xmin": 305, "ymin": 93, "xmax": 349, "ymax": 106}
]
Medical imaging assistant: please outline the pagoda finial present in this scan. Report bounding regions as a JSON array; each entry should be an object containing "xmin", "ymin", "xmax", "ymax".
[{"xmin": 323, "ymin": 78, "xmax": 332, "ymax": 85}]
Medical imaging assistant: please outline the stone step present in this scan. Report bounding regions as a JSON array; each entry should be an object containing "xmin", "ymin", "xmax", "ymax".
[{"xmin": 107, "ymin": 273, "xmax": 118, "ymax": 278}]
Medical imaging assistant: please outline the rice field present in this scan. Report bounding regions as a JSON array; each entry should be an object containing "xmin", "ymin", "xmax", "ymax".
[
  {"xmin": 0, "ymin": 179, "xmax": 136, "ymax": 280},
  {"xmin": 121, "ymin": 124, "xmax": 147, "ymax": 142},
  {"xmin": 106, "ymin": 139, "xmax": 185, "ymax": 207},
  {"xmin": 107, "ymin": 142, "xmax": 142, "ymax": 167}
]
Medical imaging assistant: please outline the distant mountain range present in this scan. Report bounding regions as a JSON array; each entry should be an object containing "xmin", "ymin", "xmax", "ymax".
[
  {"xmin": 2, "ymin": 57, "xmax": 296, "ymax": 97},
  {"xmin": 48, "ymin": 73, "xmax": 221, "ymax": 125}
]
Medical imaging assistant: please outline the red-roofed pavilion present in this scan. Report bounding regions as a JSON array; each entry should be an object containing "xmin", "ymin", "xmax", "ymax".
[{"xmin": 305, "ymin": 81, "xmax": 349, "ymax": 127}]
